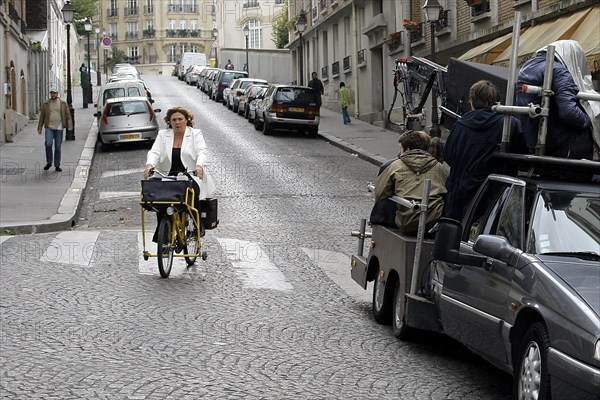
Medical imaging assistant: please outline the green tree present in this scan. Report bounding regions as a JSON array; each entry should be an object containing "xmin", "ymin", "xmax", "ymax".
[
  {"xmin": 71, "ymin": 0, "xmax": 99, "ymax": 36},
  {"xmin": 107, "ymin": 48, "xmax": 125, "ymax": 72},
  {"xmin": 271, "ymin": 0, "xmax": 290, "ymax": 49}
]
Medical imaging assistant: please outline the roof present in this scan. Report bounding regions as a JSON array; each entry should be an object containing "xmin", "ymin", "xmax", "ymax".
[{"xmin": 105, "ymin": 96, "xmax": 150, "ymax": 104}]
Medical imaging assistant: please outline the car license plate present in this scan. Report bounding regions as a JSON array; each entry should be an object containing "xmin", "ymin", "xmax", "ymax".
[
  {"xmin": 120, "ymin": 133, "xmax": 141, "ymax": 140},
  {"xmin": 289, "ymin": 107, "xmax": 304, "ymax": 112}
]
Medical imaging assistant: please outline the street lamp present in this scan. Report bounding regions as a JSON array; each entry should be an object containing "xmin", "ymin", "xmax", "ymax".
[
  {"xmin": 102, "ymin": 30, "xmax": 107, "ymax": 81},
  {"xmin": 62, "ymin": 0, "xmax": 75, "ymax": 140},
  {"xmin": 423, "ymin": 0, "xmax": 442, "ymax": 137},
  {"xmin": 84, "ymin": 17, "xmax": 93, "ymax": 106},
  {"xmin": 95, "ymin": 26, "xmax": 101, "ymax": 86},
  {"xmin": 295, "ymin": 10, "xmax": 307, "ymax": 85},
  {"xmin": 212, "ymin": 28, "xmax": 218, "ymax": 68},
  {"xmin": 243, "ymin": 24, "xmax": 249, "ymax": 76}
]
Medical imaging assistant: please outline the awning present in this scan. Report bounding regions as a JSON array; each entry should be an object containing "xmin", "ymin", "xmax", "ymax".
[
  {"xmin": 569, "ymin": 6, "xmax": 600, "ymax": 72},
  {"xmin": 457, "ymin": 32, "xmax": 516, "ymax": 64},
  {"xmin": 493, "ymin": 8, "xmax": 591, "ymax": 66}
]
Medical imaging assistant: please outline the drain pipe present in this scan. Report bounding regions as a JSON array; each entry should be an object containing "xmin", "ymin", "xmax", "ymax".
[{"xmin": 352, "ymin": 1, "xmax": 359, "ymax": 119}]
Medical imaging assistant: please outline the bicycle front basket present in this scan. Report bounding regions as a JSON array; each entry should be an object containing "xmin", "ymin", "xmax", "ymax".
[{"xmin": 141, "ymin": 179, "xmax": 192, "ymax": 210}]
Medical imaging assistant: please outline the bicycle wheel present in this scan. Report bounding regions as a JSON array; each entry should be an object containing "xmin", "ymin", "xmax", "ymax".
[
  {"xmin": 184, "ymin": 212, "xmax": 198, "ymax": 266},
  {"xmin": 157, "ymin": 216, "xmax": 174, "ymax": 278}
]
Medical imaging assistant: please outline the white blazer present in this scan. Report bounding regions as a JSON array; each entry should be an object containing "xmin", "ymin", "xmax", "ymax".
[{"xmin": 146, "ymin": 126, "xmax": 216, "ymax": 199}]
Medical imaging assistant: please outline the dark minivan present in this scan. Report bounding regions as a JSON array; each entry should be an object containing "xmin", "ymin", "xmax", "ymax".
[{"xmin": 211, "ymin": 70, "xmax": 248, "ymax": 102}]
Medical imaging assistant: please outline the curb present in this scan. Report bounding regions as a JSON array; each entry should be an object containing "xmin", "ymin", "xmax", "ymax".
[
  {"xmin": 317, "ymin": 130, "xmax": 387, "ymax": 167},
  {"xmin": 0, "ymin": 122, "xmax": 98, "ymax": 235}
]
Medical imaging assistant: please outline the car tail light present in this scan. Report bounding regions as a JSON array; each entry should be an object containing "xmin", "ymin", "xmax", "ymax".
[
  {"xmin": 102, "ymin": 104, "xmax": 109, "ymax": 125},
  {"xmin": 219, "ymin": 83, "xmax": 226, "ymax": 91},
  {"xmin": 270, "ymin": 103, "xmax": 287, "ymax": 117},
  {"xmin": 146, "ymin": 102, "xmax": 155, "ymax": 121},
  {"xmin": 307, "ymin": 106, "xmax": 320, "ymax": 119}
]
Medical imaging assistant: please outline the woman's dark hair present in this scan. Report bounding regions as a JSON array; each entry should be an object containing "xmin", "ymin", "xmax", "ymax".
[
  {"xmin": 428, "ymin": 137, "xmax": 445, "ymax": 163},
  {"xmin": 469, "ymin": 80, "xmax": 500, "ymax": 110},
  {"xmin": 164, "ymin": 106, "xmax": 194, "ymax": 127},
  {"xmin": 399, "ymin": 130, "xmax": 431, "ymax": 151}
]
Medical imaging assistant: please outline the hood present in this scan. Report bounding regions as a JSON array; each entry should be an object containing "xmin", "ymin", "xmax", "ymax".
[
  {"xmin": 399, "ymin": 150, "xmax": 439, "ymax": 174},
  {"xmin": 457, "ymin": 109, "xmax": 504, "ymax": 132},
  {"xmin": 541, "ymin": 257, "xmax": 600, "ymax": 317}
]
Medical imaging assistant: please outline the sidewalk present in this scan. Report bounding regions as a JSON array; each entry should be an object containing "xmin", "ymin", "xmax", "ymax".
[{"xmin": 0, "ymin": 90, "xmax": 400, "ymax": 234}]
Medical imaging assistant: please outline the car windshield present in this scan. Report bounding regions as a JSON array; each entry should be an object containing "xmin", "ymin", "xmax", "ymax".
[
  {"xmin": 103, "ymin": 87, "xmax": 142, "ymax": 103},
  {"xmin": 275, "ymin": 88, "xmax": 317, "ymax": 104},
  {"xmin": 531, "ymin": 189, "xmax": 600, "ymax": 256},
  {"xmin": 108, "ymin": 101, "xmax": 148, "ymax": 116}
]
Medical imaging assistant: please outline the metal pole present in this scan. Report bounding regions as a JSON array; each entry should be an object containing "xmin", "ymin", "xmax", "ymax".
[
  {"xmin": 86, "ymin": 31, "xmax": 92, "ymax": 104},
  {"xmin": 429, "ymin": 23, "xmax": 441, "ymax": 137},
  {"xmin": 536, "ymin": 45, "xmax": 555, "ymax": 157},
  {"xmin": 96, "ymin": 33, "xmax": 101, "ymax": 86},
  {"xmin": 65, "ymin": 23, "xmax": 75, "ymax": 140},
  {"xmin": 245, "ymin": 35, "xmax": 249, "ymax": 76},
  {"xmin": 104, "ymin": 48, "xmax": 108, "ymax": 81},
  {"xmin": 299, "ymin": 33, "xmax": 303, "ymax": 86},
  {"xmin": 501, "ymin": 11, "xmax": 521, "ymax": 153},
  {"xmin": 410, "ymin": 179, "xmax": 431, "ymax": 296}
]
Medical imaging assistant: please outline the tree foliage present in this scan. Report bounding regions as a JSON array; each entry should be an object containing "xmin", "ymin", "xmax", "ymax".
[
  {"xmin": 71, "ymin": 0, "xmax": 99, "ymax": 36},
  {"xmin": 271, "ymin": 0, "xmax": 290, "ymax": 49},
  {"xmin": 107, "ymin": 48, "xmax": 125, "ymax": 72}
]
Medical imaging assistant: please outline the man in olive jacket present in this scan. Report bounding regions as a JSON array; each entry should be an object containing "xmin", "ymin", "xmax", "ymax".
[
  {"xmin": 375, "ymin": 130, "xmax": 448, "ymax": 235},
  {"xmin": 37, "ymin": 87, "xmax": 73, "ymax": 172}
]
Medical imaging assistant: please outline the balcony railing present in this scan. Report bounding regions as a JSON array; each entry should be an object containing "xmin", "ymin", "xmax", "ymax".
[
  {"xmin": 109, "ymin": 34, "xmax": 118, "ymax": 41},
  {"xmin": 435, "ymin": 10, "xmax": 450, "ymax": 31},
  {"xmin": 124, "ymin": 6, "xmax": 138, "ymax": 16},
  {"xmin": 321, "ymin": 65, "xmax": 328, "ymax": 80},
  {"xmin": 142, "ymin": 29, "xmax": 155, "ymax": 38},
  {"xmin": 182, "ymin": 5, "xmax": 198, "ymax": 12},
  {"xmin": 166, "ymin": 29, "xmax": 177, "ymax": 37},
  {"xmin": 410, "ymin": 23, "xmax": 424, "ymax": 43},
  {"xmin": 319, "ymin": 0, "xmax": 327, "ymax": 13},
  {"xmin": 126, "ymin": 32, "xmax": 139, "ymax": 40},
  {"xmin": 311, "ymin": 7, "xmax": 318, "ymax": 21},
  {"xmin": 472, "ymin": 0, "xmax": 491, "ymax": 17},
  {"xmin": 386, "ymin": 34, "xmax": 403, "ymax": 53},
  {"xmin": 332, "ymin": 61, "xmax": 339, "ymax": 76},
  {"xmin": 144, "ymin": 5, "xmax": 154, "ymax": 14},
  {"xmin": 343, "ymin": 56, "xmax": 351, "ymax": 71},
  {"xmin": 243, "ymin": 1, "xmax": 259, "ymax": 8},
  {"xmin": 107, "ymin": 8, "xmax": 118, "ymax": 17},
  {"xmin": 357, "ymin": 49, "xmax": 365, "ymax": 65}
]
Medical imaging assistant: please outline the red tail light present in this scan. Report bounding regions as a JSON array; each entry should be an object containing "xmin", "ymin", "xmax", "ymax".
[
  {"xmin": 219, "ymin": 83, "xmax": 225, "ymax": 90},
  {"xmin": 102, "ymin": 104, "xmax": 109, "ymax": 125},
  {"xmin": 270, "ymin": 103, "xmax": 288, "ymax": 114},
  {"xmin": 307, "ymin": 106, "xmax": 320, "ymax": 116},
  {"xmin": 146, "ymin": 102, "xmax": 155, "ymax": 121},
  {"xmin": 236, "ymin": 90, "xmax": 243, "ymax": 96}
]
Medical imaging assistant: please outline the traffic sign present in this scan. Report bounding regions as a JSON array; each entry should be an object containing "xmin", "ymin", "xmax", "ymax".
[{"xmin": 102, "ymin": 37, "xmax": 112, "ymax": 46}]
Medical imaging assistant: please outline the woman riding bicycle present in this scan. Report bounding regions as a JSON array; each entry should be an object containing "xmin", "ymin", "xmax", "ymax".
[{"xmin": 143, "ymin": 106, "xmax": 216, "ymax": 240}]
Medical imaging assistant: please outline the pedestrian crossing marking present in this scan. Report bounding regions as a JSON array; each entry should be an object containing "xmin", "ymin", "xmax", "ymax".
[
  {"xmin": 0, "ymin": 236, "xmax": 11, "ymax": 245},
  {"xmin": 216, "ymin": 238, "xmax": 293, "ymax": 291},
  {"xmin": 301, "ymin": 248, "xmax": 371, "ymax": 303},
  {"xmin": 99, "ymin": 191, "xmax": 140, "ymax": 200},
  {"xmin": 40, "ymin": 231, "xmax": 100, "ymax": 267},
  {"xmin": 136, "ymin": 231, "xmax": 198, "ymax": 277}
]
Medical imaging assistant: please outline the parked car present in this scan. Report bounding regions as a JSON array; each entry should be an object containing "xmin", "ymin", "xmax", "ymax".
[
  {"xmin": 197, "ymin": 68, "xmax": 220, "ymax": 92},
  {"xmin": 238, "ymin": 83, "xmax": 269, "ymax": 117},
  {"xmin": 94, "ymin": 97, "xmax": 161, "ymax": 150},
  {"xmin": 227, "ymin": 78, "xmax": 268, "ymax": 113},
  {"xmin": 184, "ymin": 65, "xmax": 207, "ymax": 85},
  {"xmin": 211, "ymin": 70, "xmax": 248, "ymax": 102},
  {"xmin": 222, "ymin": 80, "xmax": 236, "ymax": 108},
  {"xmin": 204, "ymin": 70, "xmax": 221, "ymax": 98},
  {"xmin": 94, "ymin": 80, "xmax": 154, "ymax": 118},
  {"xmin": 253, "ymin": 84, "xmax": 320, "ymax": 137},
  {"xmin": 247, "ymin": 87, "xmax": 268, "ymax": 122}
]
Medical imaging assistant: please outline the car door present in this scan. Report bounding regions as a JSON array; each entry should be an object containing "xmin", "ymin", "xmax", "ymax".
[{"xmin": 440, "ymin": 177, "xmax": 526, "ymax": 364}]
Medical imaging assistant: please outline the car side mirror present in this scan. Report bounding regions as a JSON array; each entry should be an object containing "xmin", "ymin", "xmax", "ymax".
[
  {"xmin": 154, "ymin": 108, "xmax": 161, "ymax": 113},
  {"xmin": 149, "ymin": 99, "xmax": 155, "ymax": 104},
  {"xmin": 93, "ymin": 112, "xmax": 101, "ymax": 118},
  {"xmin": 473, "ymin": 235, "xmax": 522, "ymax": 265}
]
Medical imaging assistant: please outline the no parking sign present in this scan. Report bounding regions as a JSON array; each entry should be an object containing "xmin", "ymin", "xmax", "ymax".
[{"xmin": 101, "ymin": 37, "xmax": 112, "ymax": 50}]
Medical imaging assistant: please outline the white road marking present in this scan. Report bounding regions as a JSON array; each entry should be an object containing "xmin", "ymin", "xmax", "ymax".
[
  {"xmin": 99, "ymin": 191, "xmax": 140, "ymax": 200},
  {"xmin": 101, "ymin": 168, "xmax": 144, "ymax": 179},
  {"xmin": 136, "ymin": 231, "xmax": 194, "ymax": 277},
  {"xmin": 0, "ymin": 236, "xmax": 12, "ymax": 245},
  {"xmin": 216, "ymin": 238, "xmax": 293, "ymax": 291},
  {"xmin": 40, "ymin": 231, "xmax": 101, "ymax": 267},
  {"xmin": 301, "ymin": 248, "xmax": 372, "ymax": 303}
]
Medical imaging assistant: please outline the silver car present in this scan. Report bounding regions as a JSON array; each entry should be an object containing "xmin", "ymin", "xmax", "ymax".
[
  {"xmin": 94, "ymin": 97, "xmax": 161, "ymax": 149},
  {"xmin": 227, "ymin": 78, "xmax": 268, "ymax": 113}
]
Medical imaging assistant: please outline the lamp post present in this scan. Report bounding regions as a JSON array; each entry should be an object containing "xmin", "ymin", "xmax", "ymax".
[
  {"xmin": 95, "ymin": 26, "xmax": 101, "ymax": 86},
  {"xmin": 295, "ymin": 10, "xmax": 307, "ymax": 85},
  {"xmin": 423, "ymin": 0, "xmax": 442, "ymax": 137},
  {"xmin": 84, "ymin": 17, "xmax": 93, "ymax": 106},
  {"xmin": 62, "ymin": 0, "xmax": 75, "ymax": 140},
  {"xmin": 102, "ymin": 30, "xmax": 107, "ymax": 81},
  {"xmin": 212, "ymin": 28, "xmax": 218, "ymax": 68},
  {"xmin": 243, "ymin": 25, "xmax": 249, "ymax": 76}
]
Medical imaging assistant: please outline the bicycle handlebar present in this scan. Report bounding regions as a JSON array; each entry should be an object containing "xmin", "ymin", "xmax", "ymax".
[{"xmin": 148, "ymin": 168, "xmax": 196, "ymax": 180}]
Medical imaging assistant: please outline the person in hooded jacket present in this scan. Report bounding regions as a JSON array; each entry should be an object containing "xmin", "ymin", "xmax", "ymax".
[
  {"xmin": 517, "ymin": 40, "xmax": 595, "ymax": 159},
  {"xmin": 375, "ymin": 130, "xmax": 448, "ymax": 235},
  {"xmin": 443, "ymin": 80, "xmax": 523, "ymax": 221}
]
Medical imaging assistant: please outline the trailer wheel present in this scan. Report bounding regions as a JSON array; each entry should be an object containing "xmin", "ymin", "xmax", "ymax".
[
  {"xmin": 392, "ymin": 282, "xmax": 413, "ymax": 339},
  {"xmin": 372, "ymin": 269, "xmax": 392, "ymax": 324}
]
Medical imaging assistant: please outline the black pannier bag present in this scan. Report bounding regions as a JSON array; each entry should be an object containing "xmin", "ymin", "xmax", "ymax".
[
  {"xmin": 141, "ymin": 179, "xmax": 194, "ymax": 211},
  {"xmin": 199, "ymin": 198, "xmax": 218, "ymax": 229}
]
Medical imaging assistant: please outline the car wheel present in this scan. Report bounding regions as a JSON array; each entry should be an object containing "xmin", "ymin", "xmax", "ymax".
[
  {"xmin": 262, "ymin": 119, "xmax": 272, "ymax": 135},
  {"xmin": 233, "ymin": 103, "xmax": 238, "ymax": 113},
  {"xmin": 514, "ymin": 322, "xmax": 551, "ymax": 400},
  {"xmin": 372, "ymin": 268, "xmax": 392, "ymax": 324},
  {"xmin": 254, "ymin": 114, "xmax": 261, "ymax": 131},
  {"xmin": 392, "ymin": 281, "xmax": 413, "ymax": 339},
  {"xmin": 101, "ymin": 142, "xmax": 112, "ymax": 152},
  {"xmin": 308, "ymin": 127, "xmax": 318, "ymax": 138},
  {"xmin": 243, "ymin": 106, "xmax": 249, "ymax": 118}
]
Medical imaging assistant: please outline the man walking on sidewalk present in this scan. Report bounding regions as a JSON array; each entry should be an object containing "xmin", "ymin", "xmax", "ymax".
[
  {"xmin": 37, "ymin": 86, "xmax": 73, "ymax": 172},
  {"xmin": 308, "ymin": 72, "xmax": 324, "ymax": 108},
  {"xmin": 339, "ymin": 82, "xmax": 351, "ymax": 125}
]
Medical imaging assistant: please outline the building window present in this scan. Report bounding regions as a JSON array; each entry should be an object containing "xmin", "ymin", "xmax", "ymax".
[
  {"xmin": 248, "ymin": 19, "xmax": 262, "ymax": 48},
  {"xmin": 169, "ymin": 19, "xmax": 176, "ymax": 30},
  {"xmin": 243, "ymin": 0, "xmax": 259, "ymax": 8},
  {"xmin": 169, "ymin": 45, "xmax": 177, "ymax": 62},
  {"xmin": 109, "ymin": 23, "xmax": 118, "ymax": 39},
  {"xmin": 127, "ymin": 22, "xmax": 139, "ymax": 39},
  {"xmin": 144, "ymin": 0, "xmax": 153, "ymax": 13},
  {"xmin": 128, "ymin": 46, "xmax": 139, "ymax": 58}
]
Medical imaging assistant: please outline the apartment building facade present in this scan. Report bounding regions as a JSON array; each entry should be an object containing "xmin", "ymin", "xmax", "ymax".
[{"xmin": 287, "ymin": 0, "xmax": 599, "ymax": 128}]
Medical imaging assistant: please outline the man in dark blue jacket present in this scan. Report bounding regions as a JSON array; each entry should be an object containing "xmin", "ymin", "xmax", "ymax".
[
  {"xmin": 516, "ymin": 40, "xmax": 593, "ymax": 159},
  {"xmin": 443, "ymin": 80, "xmax": 523, "ymax": 221}
]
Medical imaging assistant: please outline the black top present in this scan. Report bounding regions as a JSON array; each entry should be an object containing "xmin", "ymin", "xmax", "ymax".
[{"xmin": 169, "ymin": 147, "xmax": 185, "ymax": 175}]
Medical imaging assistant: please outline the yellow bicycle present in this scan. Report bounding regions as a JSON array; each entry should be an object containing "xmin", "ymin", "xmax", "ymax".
[{"xmin": 140, "ymin": 169, "xmax": 207, "ymax": 278}]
